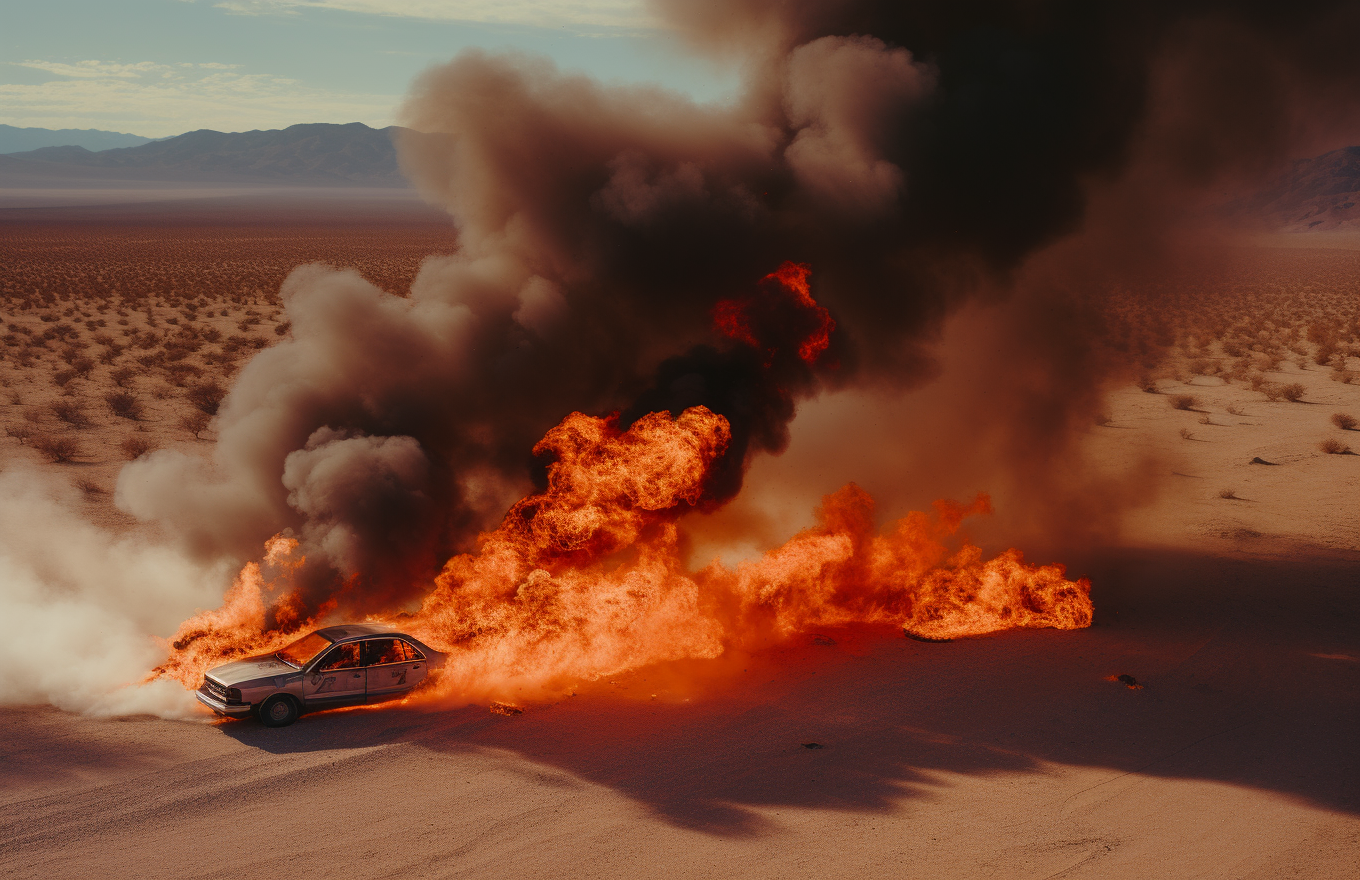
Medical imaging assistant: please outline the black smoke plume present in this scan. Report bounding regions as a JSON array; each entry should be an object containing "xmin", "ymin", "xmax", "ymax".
[{"xmin": 120, "ymin": 0, "xmax": 1360, "ymax": 615}]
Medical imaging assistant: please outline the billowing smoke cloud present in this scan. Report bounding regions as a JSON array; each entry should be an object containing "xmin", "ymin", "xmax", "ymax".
[
  {"xmin": 115, "ymin": 0, "xmax": 1360, "ymax": 622},
  {"xmin": 0, "ymin": 468, "xmax": 232, "ymax": 716}
]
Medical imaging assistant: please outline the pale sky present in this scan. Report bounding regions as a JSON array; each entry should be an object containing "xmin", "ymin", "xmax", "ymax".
[{"xmin": 0, "ymin": 0, "xmax": 738, "ymax": 137}]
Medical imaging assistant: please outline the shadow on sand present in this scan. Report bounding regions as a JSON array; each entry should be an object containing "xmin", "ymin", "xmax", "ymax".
[{"xmin": 210, "ymin": 545, "xmax": 1360, "ymax": 837}]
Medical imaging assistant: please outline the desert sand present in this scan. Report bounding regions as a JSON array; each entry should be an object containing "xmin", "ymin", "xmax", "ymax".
[{"xmin": 1, "ymin": 197, "xmax": 1357, "ymax": 878}]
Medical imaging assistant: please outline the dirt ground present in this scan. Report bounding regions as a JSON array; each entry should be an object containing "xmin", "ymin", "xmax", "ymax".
[
  {"xmin": 0, "ymin": 190, "xmax": 455, "ymax": 531},
  {"xmin": 0, "ymin": 198, "xmax": 1357, "ymax": 878}
]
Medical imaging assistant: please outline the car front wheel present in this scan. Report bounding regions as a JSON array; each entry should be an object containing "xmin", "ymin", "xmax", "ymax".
[{"xmin": 258, "ymin": 695, "xmax": 299, "ymax": 728}]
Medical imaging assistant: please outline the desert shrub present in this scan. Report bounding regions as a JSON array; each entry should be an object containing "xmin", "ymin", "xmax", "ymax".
[
  {"xmin": 1179, "ymin": 427, "xmax": 1194, "ymax": 440},
  {"xmin": 5, "ymin": 424, "xmax": 32, "ymax": 445},
  {"xmin": 164, "ymin": 362, "xmax": 203, "ymax": 386},
  {"xmin": 1226, "ymin": 404, "xmax": 1245, "ymax": 416},
  {"xmin": 71, "ymin": 357, "xmax": 94, "ymax": 377},
  {"xmin": 50, "ymin": 400, "xmax": 90, "ymax": 428},
  {"xmin": 31, "ymin": 434, "xmax": 79, "ymax": 463},
  {"xmin": 274, "ymin": 321, "xmax": 291, "ymax": 336},
  {"xmin": 180, "ymin": 411, "xmax": 211, "ymax": 439},
  {"xmin": 120, "ymin": 434, "xmax": 154, "ymax": 459},
  {"xmin": 1219, "ymin": 488, "xmax": 1238, "ymax": 499},
  {"xmin": 1319, "ymin": 438, "xmax": 1352, "ymax": 454},
  {"xmin": 1332, "ymin": 413, "xmax": 1358, "ymax": 431},
  {"xmin": 111, "ymin": 366, "xmax": 136, "ymax": 388},
  {"xmin": 1170, "ymin": 394, "xmax": 1200, "ymax": 411},
  {"xmin": 53, "ymin": 369, "xmax": 77, "ymax": 388},
  {"xmin": 1280, "ymin": 383, "xmax": 1305, "ymax": 402},
  {"xmin": 105, "ymin": 390, "xmax": 144, "ymax": 420},
  {"xmin": 187, "ymin": 381, "xmax": 225, "ymax": 415},
  {"xmin": 76, "ymin": 479, "xmax": 105, "ymax": 497},
  {"xmin": 1262, "ymin": 383, "xmax": 1284, "ymax": 401}
]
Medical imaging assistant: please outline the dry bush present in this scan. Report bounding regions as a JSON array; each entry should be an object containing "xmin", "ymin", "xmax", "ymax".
[
  {"xmin": 180, "ymin": 411, "xmax": 211, "ymax": 439},
  {"xmin": 5, "ymin": 423, "xmax": 32, "ymax": 445},
  {"xmin": 31, "ymin": 434, "xmax": 79, "ymax": 463},
  {"xmin": 110, "ymin": 366, "xmax": 136, "ymax": 388},
  {"xmin": 1226, "ymin": 403, "xmax": 1245, "ymax": 416},
  {"xmin": 52, "ymin": 369, "xmax": 77, "ymax": 388},
  {"xmin": 76, "ymin": 478, "xmax": 105, "ymax": 497},
  {"xmin": 1319, "ymin": 437, "xmax": 1352, "ymax": 455},
  {"xmin": 50, "ymin": 400, "xmax": 91, "ymax": 428},
  {"xmin": 1333, "ymin": 413, "xmax": 1358, "ymax": 431},
  {"xmin": 105, "ymin": 390, "xmax": 144, "ymax": 420},
  {"xmin": 1138, "ymin": 376, "xmax": 1159, "ymax": 393},
  {"xmin": 1218, "ymin": 488, "xmax": 1238, "ymax": 499},
  {"xmin": 1281, "ymin": 383, "xmax": 1306, "ymax": 402},
  {"xmin": 187, "ymin": 381, "xmax": 225, "ymax": 415},
  {"xmin": 1170, "ymin": 394, "xmax": 1200, "ymax": 411},
  {"xmin": 121, "ymin": 434, "xmax": 155, "ymax": 459},
  {"xmin": 1179, "ymin": 427, "xmax": 1194, "ymax": 440},
  {"xmin": 1262, "ymin": 383, "xmax": 1284, "ymax": 401}
]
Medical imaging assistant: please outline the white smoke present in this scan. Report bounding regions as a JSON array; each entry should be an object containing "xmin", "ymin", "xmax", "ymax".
[{"xmin": 0, "ymin": 467, "xmax": 235, "ymax": 717}]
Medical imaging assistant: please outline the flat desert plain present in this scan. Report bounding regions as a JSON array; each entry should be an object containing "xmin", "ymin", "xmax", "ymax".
[{"xmin": 1, "ymin": 196, "xmax": 1357, "ymax": 878}]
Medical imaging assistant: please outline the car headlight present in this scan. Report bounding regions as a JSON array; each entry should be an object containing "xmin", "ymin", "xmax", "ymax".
[{"xmin": 226, "ymin": 687, "xmax": 243, "ymax": 703}]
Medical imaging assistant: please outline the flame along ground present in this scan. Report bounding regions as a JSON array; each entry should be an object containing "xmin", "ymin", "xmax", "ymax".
[
  {"xmin": 152, "ymin": 263, "xmax": 1093, "ymax": 703},
  {"xmin": 153, "ymin": 407, "xmax": 1092, "ymax": 702}
]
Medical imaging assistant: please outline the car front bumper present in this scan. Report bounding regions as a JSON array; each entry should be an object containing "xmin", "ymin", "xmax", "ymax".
[{"xmin": 196, "ymin": 690, "xmax": 254, "ymax": 717}]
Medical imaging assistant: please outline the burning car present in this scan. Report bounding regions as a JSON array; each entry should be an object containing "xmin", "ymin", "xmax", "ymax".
[{"xmin": 195, "ymin": 624, "xmax": 445, "ymax": 727}]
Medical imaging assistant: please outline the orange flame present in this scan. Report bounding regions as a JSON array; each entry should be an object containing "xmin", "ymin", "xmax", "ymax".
[
  {"xmin": 154, "ymin": 405, "xmax": 1092, "ymax": 703},
  {"xmin": 714, "ymin": 261, "xmax": 835, "ymax": 364}
]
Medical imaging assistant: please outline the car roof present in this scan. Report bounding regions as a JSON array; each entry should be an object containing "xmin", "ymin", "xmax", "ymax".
[{"xmin": 314, "ymin": 623, "xmax": 406, "ymax": 642}]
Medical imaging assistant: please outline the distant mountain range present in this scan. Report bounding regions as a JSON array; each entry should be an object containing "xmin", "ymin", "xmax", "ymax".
[
  {"xmin": 0, "ymin": 122, "xmax": 408, "ymax": 186},
  {"xmin": 3, "ymin": 121, "xmax": 1360, "ymax": 228},
  {"xmin": 0, "ymin": 124, "xmax": 158, "ymax": 154},
  {"xmin": 1228, "ymin": 146, "xmax": 1360, "ymax": 232}
]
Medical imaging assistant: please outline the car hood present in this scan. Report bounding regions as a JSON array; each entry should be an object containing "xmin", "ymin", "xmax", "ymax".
[{"xmin": 207, "ymin": 653, "xmax": 296, "ymax": 685}]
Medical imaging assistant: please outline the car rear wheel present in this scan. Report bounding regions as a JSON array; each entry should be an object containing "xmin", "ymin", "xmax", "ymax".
[{"xmin": 258, "ymin": 695, "xmax": 299, "ymax": 728}]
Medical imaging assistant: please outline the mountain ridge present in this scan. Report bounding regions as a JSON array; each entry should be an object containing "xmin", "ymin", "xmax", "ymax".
[
  {"xmin": 0, "ymin": 122, "xmax": 408, "ymax": 186},
  {"xmin": 0, "ymin": 124, "xmax": 157, "ymax": 154}
]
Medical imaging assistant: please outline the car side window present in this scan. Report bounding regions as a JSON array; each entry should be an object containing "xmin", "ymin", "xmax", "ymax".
[
  {"xmin": 400, "ymin": 641, "xmax": 425, "ymax": 662},
  {"xmin": 316, "ymin": 643, "xmax": 361, "ymax": 671},
  {"xmin": 362, "ymin": 638, "xmax": 405, "ymax": 667}
]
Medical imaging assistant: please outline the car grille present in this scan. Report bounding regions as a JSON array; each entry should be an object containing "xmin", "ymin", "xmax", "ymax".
[{"xmin": 200, "ymin": 677, "xmax": 230, "ymax": 702}]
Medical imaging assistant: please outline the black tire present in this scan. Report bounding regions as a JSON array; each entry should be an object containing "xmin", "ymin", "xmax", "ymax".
[{"xmin": 258, "ymin": 695, "xmax": 299, "ymax": 728}]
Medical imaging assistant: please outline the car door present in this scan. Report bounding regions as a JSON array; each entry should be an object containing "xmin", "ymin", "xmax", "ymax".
[
  {"xmin": 363, "ymin": 638, "xmax": 427, "ymax": 701},
  {"xmin": 304, "ymin": 642, "xmax": 366, "ymax": 706}
]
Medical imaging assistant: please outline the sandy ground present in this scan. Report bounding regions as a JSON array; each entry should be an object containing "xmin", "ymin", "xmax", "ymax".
[
  {"xmin": 2, "ymin": 545, "xmax": 1356, "ymax": 879},
  {"xmin": 1, "ymin": 207, "xmax": 1357, "ymax": 877}
]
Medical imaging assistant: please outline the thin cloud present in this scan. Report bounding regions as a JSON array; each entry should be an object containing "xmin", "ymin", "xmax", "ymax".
[
  {"xmin": 0, "ymin": 59, "xmax": 398, "ymax": 137},
  {"xmin": 214, "ymin": 0, "xmax": 660, "ymax": 31}
]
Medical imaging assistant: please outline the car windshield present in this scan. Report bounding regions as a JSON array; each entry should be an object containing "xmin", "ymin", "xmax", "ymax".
[{"xmin": 276, "ymin": 632, "xmax": 334, "ymax": 668}]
